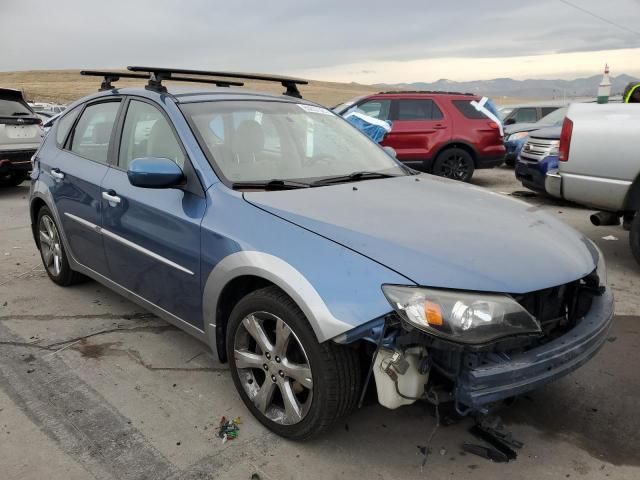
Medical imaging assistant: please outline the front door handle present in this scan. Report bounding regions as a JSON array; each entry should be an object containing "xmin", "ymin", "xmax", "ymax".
[
  {"xmin": 433, "ymin": 124, "xmax": 447, "ymax": 129},
  {"xmin": 102, "ymin": 190, "xmax": 121, "ymax": 205},
  {"xmin": 50, "ymin": 168, "xmax": 65, "ymax": 179}
]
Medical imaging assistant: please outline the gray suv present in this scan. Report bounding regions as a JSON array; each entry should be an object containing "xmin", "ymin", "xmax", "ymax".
[{"xmin": 0, "ymin": 88, "xmax": 42, "ymax": 187}]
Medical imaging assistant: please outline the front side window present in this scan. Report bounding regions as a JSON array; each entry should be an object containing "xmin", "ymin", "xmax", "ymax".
[
  {"xmin": 514, "ymin": 108, "xmax": 537, "ymax": 123},
  {"xmin": 119, "ymin": 100, "xmax": 185, "ymax": 169},
  {"xmin": 357, "ymin": 100, "xmax": 391, "ymax": 120},
  {"xmin": 69, "ymin": 101, "xmax": 120, "ymax": 164},
  {"xmin": 181, "ymin": 101, "xmax": 405, "ymax": 184}
]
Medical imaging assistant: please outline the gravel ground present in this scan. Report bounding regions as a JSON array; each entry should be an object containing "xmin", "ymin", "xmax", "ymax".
[{"xmin": 1, "ymin": 167, "xmax": 639, "ymax": 479}]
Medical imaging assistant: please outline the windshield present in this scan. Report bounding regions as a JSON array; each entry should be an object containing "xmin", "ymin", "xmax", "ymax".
[
  {"xmin": 0, "ymin": 98, "xmax": 33, "ymax": 117},
  {"xmin": 181, "ymin": 100, "xmax": 406, "ymax": 184},
  {"xmin": 498, "ymin": 107, "xmax": 513, "ymax": 119},
  {"xmin": 536, "ymin": 107, "xmax": 567, "ymax": 125}
]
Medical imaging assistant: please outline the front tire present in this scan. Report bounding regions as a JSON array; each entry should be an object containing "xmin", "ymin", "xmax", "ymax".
[
  {"xmin": 630, "ymin": 212, "xmax": 640, "ymax": 266},
  {"xmin": 226, "ymin": 286, "xmax": 361, "ymax": 440},
  {"xmin": 36, "ymin": 206, "xmax": 84, "ymax": 286},
  {"xmin": 432, "ymin": 148, "xmax": 475, "ymax": 182}
]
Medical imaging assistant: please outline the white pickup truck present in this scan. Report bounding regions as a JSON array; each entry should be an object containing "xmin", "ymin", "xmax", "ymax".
[{"xmin": 546, "ymin": 103, "xmax": 640, "ymax": 264}]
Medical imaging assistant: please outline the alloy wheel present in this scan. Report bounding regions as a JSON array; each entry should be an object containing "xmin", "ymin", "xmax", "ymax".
[
  {"xmin": 440, "ymin": 154, "xmax": 470, "ymax": 180},
  {"xmin": 39, "ymin": 215, "xmax": 63, "ymax": 277},
  {"xmin": 233, "ymin": 311, "xmax": 313, "ymax": 425}
]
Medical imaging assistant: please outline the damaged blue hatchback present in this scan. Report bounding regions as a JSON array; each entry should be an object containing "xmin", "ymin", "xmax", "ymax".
[{"xmin": 29, "ymin": 67, "xmax": 614, "ymax": 440}]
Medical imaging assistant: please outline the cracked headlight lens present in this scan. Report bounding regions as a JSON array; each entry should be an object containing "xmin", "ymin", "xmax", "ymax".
[{"xmin": 382, "ymin": 285, "xmax": 541, "ymax": 344}]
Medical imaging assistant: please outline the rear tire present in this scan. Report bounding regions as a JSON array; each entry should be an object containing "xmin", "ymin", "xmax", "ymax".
[
  {"xmin": 226, "ymin": 286, "xmax": 361, "ymax": 440},
  {"xmin": 36, "ymin": 206, "xmax": 85, "ymax": 286},
  {"xmin": 432, "ymin": 148, "xmax": 475, "ymax": 182},
  {"xmin": 0, "ymin": 171, "xmax": 28, "ymax": 187},
  {"xmin": 630, "ymin": 212, "xmax": 640, "ymax": 266}
]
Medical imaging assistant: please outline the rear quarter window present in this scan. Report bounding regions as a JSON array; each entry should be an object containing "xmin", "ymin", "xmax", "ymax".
[
  {"xmin": 55, "ymin": 107, "xmax": 80, "ymax": 146},
  {"xmin": 451, "ymin": 100, "xmax": 487, "ymax": 119}
]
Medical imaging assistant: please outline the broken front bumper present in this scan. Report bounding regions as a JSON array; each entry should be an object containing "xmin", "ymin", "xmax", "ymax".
[{"xmin": 456, "ymin": 288, "xmax": 614, "ymax": 409}]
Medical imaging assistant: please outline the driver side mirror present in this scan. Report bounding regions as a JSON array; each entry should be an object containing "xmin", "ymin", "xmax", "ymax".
[
  {"xmin": 504, "ymin": 118, "xmax": 516, "ymax": 126},
  {"xmin": 382, "ymin": 146, "xmax": 397, "ymax": 158},
  {"xmin": 127, "ymin": 157, "xmax": 184, "ymax": 189}
]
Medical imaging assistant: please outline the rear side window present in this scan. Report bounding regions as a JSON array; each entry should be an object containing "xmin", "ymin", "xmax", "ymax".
[
  {"xmin": 55, "ymin": 107, "xmax": 80, "ymax": 146},
  {"xmin": 394, "ymin": 99, "xmax": 443, "ymax": 120},
  {"xmin": 118, "ymin": 100, "xmax": 185, "ymax": 169},
  {"xmin": 452, "ymin": 100, "xmax": 487, "ymax": 119},
  {"xmin": 541, "ymin": 107, "xmax": 558, "ymax": 117},
  {"xmin": 69, "ymin": 101, "xmax": 120, "ymax": 164}
]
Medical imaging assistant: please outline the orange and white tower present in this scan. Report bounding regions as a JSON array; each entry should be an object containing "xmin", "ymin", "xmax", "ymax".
[{"xmin": 597, "ymin": 64, "xmax": 611, "ymax": 104}]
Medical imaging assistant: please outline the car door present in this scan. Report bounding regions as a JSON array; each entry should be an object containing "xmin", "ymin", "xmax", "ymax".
[
  {"xmin": 47, "ymin": 99, "xmax": 121, "ymax": 274},
  {"xmin": 385, "ymin": 98, "xmax": 451, "ymax": 162},
  {"xmin": 100, "ymin": 98, "xmax": 206, "ymax": 327}
]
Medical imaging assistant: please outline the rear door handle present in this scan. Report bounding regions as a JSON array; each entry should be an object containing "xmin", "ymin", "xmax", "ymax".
[
  {"xmin": 50, "ymin": 168, "xmax": 65, "ymax": 179},
  {"xmin": 102, "ymin": 190, "xmax": 121, "ymax": 205}
]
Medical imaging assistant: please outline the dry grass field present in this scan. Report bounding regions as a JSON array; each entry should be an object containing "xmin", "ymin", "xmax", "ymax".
[{"xmin": 0, "ymin": 69, "xmax": 382, "ymax": 108}]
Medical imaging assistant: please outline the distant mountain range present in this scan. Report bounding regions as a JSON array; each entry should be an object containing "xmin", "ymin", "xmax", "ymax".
[{"xmin": 374, "ymin": 74, "xmax": 638, "ymax": 99}]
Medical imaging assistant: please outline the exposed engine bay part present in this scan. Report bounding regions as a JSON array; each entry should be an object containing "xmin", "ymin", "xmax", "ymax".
[{"xmin": 373, "ymin": 346, "xmax": 430, "ymax": 409}]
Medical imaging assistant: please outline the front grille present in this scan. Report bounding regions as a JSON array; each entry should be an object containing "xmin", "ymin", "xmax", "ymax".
[
  {"xmin": 520, "ymin": 137, "xmax": 559, "ymax": 163},
  {"xmin": 513, "ymin": 272, "xmax": 601, "ymax": 340}
]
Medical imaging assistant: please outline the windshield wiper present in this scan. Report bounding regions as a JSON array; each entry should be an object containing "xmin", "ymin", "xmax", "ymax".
[
  {"xmin": 312, "ymin": 171, "xmax": 399, "ymax": 186},
  {"xmin": 231, "ymin": 179, "xmax": 311, "ymax": 190},
  {"xmin": 12, "ymin": 112, "xmax": 30, "ymax": 116}
]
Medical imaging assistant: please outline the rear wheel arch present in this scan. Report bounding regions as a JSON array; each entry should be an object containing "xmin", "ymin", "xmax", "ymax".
[
  {"xmin": 30, "ymin": 197, "xmax": 48, "ymax": 243},
  {"xmin": 623, "ymin": 172, "xmax": 640, "ymax": 211}
]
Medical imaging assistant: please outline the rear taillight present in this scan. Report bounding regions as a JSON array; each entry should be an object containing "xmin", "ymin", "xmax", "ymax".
[
  {"xmin": 487, "ymin": 121, "xmax": 499, "ymax": 130},
  {"xmin": 559, "ymin": 117, "xmax": 573, "ymax": 162}
]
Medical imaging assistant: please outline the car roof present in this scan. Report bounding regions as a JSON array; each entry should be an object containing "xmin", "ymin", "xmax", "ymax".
[
  {"xmin": 371, "ymin": 91, "xmax": 478, "ymax": 99},
  {"xmin": 66, "ymin": 85, "xmax": 320, "ymax": 110}
]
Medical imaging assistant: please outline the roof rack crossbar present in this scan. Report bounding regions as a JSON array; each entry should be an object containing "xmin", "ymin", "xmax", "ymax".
[
  {"xmin": 81, "ymin": 70, "xmax": 245, "ymax": 92},
  {"xmin": 128, "ymin": 66, "xmax": 308, "ymax": 98},
  {"xmin": 80, "ymin": 71, "xmax": 150, "ymax": 91}
]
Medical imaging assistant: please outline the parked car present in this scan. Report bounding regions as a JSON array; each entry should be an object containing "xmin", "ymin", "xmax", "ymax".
[
  {"xmin": 504, "ymin": 107, "xmax": 567, "ymax": 166},
  {"xmin": 334, "ymin": 91, "xmax": 505, "ymax": 182},
  {"xmin": 29, "ymin": 102, "xmax": 66, "ymax": 115},
  {"xmin": 515, "ymin": 126, "xmax": 560, "ymax": 193},
  {"xmin": 546, "ymin": 103, "xmax": 640, "ymax": 264},
  {"xmin": 30, "ymin": 67, "xmax": 613, "ymax": 440},
  {"xmin": 0, "ymin": 88, "xmax": 42, "ymax": 187},
  {"xmin": 502, "ymin": 104, "xmax": 562, "ymax": 126}
]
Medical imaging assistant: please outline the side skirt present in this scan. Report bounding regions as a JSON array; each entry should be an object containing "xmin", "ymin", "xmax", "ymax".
[{"xmin": 72, "ymin": 261, "xmax": 209, "ymax": 345}]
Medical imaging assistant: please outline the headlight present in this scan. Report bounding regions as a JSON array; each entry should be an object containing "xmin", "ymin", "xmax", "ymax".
[
  {"xmin": 382, "ymin": 285, "xmax": 541, "ymax": 344},
  {"xmin": 507, "ymin": 131, "xmax": 529, "ymax": 141}
]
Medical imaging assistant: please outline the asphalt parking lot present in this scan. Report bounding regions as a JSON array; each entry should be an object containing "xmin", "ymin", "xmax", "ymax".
[{"xmin": 1, "ymin": 167, "xmax": 639, "ymax": 480}]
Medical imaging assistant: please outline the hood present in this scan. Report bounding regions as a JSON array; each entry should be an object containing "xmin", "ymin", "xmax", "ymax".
[
  {"xmin": 505, "ymin": 123, "xmax": 538, "ymax": 135},
  {"xmin": 244, "ymin": 175, "xmax": 597, "ymax": 294},
  {"xmin": 530, "ymin": 126, "xmax": 561, "ymax": 140}
]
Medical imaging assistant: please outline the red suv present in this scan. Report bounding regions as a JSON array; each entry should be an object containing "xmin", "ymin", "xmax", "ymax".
[{"xmin": 335, "ymin": 92, "xmax": 505, "ymax": 181}]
